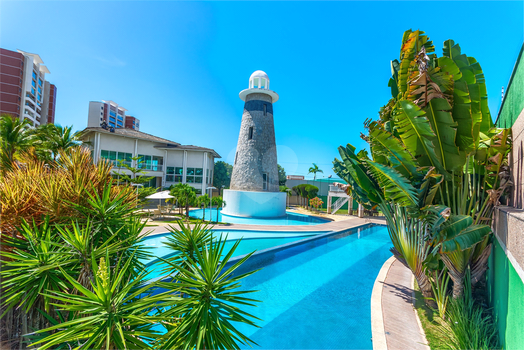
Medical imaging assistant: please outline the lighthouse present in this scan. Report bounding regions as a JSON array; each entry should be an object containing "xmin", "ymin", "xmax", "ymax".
[{"xmin": 222, "ymin": 70, "xmax": 286, "ymax": 218}]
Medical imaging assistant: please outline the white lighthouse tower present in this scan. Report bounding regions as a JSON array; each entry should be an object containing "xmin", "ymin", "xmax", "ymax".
[{"xmin": 222, "ymin": 70, "xmax": 286, "ymax": 218}]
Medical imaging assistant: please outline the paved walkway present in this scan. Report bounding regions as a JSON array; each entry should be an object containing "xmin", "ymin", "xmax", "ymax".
[
  {"xmin": 372, "ymin": 258, "xmax": 429, "ymax": 350},
  {"xmin": 141, "ymin": 215, "xmax": 385, "ymax": 237}
]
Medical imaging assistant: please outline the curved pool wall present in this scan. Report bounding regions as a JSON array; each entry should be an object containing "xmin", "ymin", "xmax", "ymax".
[
  {"xmin": 222, "ymin": 189, "xmax": 286, "ymax": 218},
  {"xmin": 142, "ymin": 229, "xmax": 329, "ymax": 280},
  {"xmin": 229, "ymin": 224, "xmax": 392, "ymax": 349},
  {"xmin": 189, "ymin": 208, "xmax": 330, "ymax": 226}
]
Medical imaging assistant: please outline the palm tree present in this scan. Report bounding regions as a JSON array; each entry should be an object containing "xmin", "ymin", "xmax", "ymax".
[
  {"xmin": 280, "ymin": 185, "xmax": 292, "ymax": 207},
  {"xmin": 196, "ymin": 194, "xmax": 210, "ymax": 222},
  {"xmin": 36, "ymin": 124, "xmax": 83, "ymax": 160},
  {"xmin": 308, "ymin": 163, "xmax": 323, "ymax": 180},
  {"xmin": 171, "ymin": 184, "xmax": 196, "ymax": 221},
  {"xmin": 212, "ymin": 196, "xmax": 225, "ymax": 223},
  {"xmin": 0, "ymin": 114, "xmax": 35, "ymax": 167}
]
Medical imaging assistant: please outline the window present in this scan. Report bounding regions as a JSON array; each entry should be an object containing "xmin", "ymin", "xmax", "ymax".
[
  {"xmin": 101, "ymin": 150, "xmax": 132, "ymax": 167},
  {"xmin": 38, "ymin": 94, "xmax": 42, "ymax": 102},
  {"xmin": 109, "ymin": 117, "xmax": 116, "ymax": 123},
  {"xmin": 38, "ymin": 86, "xmax": 42, "ymax": 94},
  {"xmin": 32, "ymin": 80, "xmax": 36, "ymax": 88},
  {"xmin": 101, "ymin": 106, "xmax": 104, "ymax": 110},
  {"xmin": 166, "ymin": 167, "xmax": 175, "ymax": 182},
  {"xmin": 137, "ymin": 155, "xmax": 163, "ymax": 171},
  {"xmin": 195, "ymin": 168, "xmax": 203, "ymax": 183},
  {"xmin": 32, "ymin": 71, "xmax": 37, "ymax": 79},
  {"xmin": 175, "ymin": 167, "xmax": 183, "ymax": 182},
  {"xmin": 262, "ymin": 173, "xmax": 268, "ymax": 191},
  {"xmin": 109, "ymin": 110, "xmax": 116, "ymax": 118},
  {"xmin": 263, "ymin": 104, "xmax": 267, "ymax": 116},
  {"xmin": 186, "ymin": 167, "xmax": 195, "ymax": 183},
  {"xmin": 31, "ymin": 87, "xmax": 36, "ymax": 95},
  {"xmin": 248, "ymin": 127, "xmax": 253, "ymax": 140},
  {"xmin": 38, "ymin": 78, "xmax": 43, "ymax": 86},
  {"xmin": 152, "ymin": 156, "xmax": 163, "ymax": 171},
  {"xmin": 206, "ymin": 169, "xmax": 210, "ymax": 184}
]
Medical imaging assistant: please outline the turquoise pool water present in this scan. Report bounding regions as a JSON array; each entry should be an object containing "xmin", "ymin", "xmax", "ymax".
[
  {"xmin": 189, "ymin": 208, "xmax": 330, "ymax": 226},
  {"xmin": 232, "ymin": 224, "xmax": 392, "ymax": 349},
  {"xmin": 142, "ymin": 230, "xmax": 324, "ymax": 280}
]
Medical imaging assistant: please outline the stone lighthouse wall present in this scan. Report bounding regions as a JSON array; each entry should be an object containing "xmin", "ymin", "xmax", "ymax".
[{"xmin": 230, "ymin": 93, "xmax": 279, "ymax": 192}]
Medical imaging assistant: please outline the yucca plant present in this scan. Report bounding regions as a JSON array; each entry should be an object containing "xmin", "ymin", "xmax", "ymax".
[
  {"xmin": 161, "ymin": 221, "xmax": 214, "ymax": 277},
  {"xmin": 31, "ymin": 252, "xmax": 182, "ymax": 350},
  {"xmin": 158, "ymin": 236, "xmax": 261, "ymax": 350}
]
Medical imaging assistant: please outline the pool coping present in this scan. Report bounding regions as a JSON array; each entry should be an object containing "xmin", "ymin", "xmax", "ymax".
[{"xmin": 371, "ymin": 257, "xmax": 430, "ymax": 350}]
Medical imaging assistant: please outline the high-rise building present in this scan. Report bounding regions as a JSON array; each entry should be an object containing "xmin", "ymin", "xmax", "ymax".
[
  {"xmin": 0, "ymin": 48, "xmax": 57, "ymax": 127},
  {"xmin": 87, "ymin": 100, "xmax": 140, "ymax": 131}
]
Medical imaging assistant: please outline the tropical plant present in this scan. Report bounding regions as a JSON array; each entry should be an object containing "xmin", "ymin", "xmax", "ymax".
[
  {"xmin": 280, "ymin": 185, "xmax": 292, "ymax": 207},
  {"xmin": 278, "ymin": 164, "xmax": 287, "ymax": 186},
  {"xmin": 440, "ymin": 271, "xmax": 499, "ymax": 349},
  {"xmin": 196, "ymin": 194, "xmax": 211, "ymax": 221},
  {"xmin": 309, "ymin": 197, "xmax": 323, "ymax": 211},
  {"xmin": 212, "ymin": 196, "xmax": 225, "ymax": 223},
  {"xmin": 0, "ymin": 114, "xmax": 35, "ymax": 172},
  {"xmin": 158, "ymin": 235, "xmax": 261, "ymax": 350},
  {"xmin": 31, "ymin": 253, "xmax": 181, "ymax": 350},
  {"xmin": 113, "ymin": 155, "xmax": 155, "ymax": 190},
  {"xmin": 170, "ymin": 183, "xmax": 197, "ymax": 221},
  {"xmin": 333, "ymin": 29, "xmax": 511, "ymax": 307},
  {"xmin": 35, "ymin": 124, "xmax": 84, "ymax": 161},
  {"xmin": 308, "ymin": 163, "xmax": 323, "ymax": 180},
  {"xmin": 213, "ymin": 161, "xmax": 233, "ymax": 195}
]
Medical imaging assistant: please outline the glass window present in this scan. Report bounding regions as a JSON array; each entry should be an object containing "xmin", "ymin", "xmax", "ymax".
[
  {"xmin": 175, "ymin": 174, "xmax": 182, "ymax": 183},
  {"xmin": 186, "ymin": 176, "xmax": 195, "ymax": 183},
  {"xmin": 117, "ymin": 152, "xmax": 132, "ymax": 167},
  {"xmin": 32, "ymin": 80, "xmax": 36, "ymax": 88},
  {"xmin": 175, "ymin": 167, "xmax": 183, "ymax": 175},
  {"xmin": 109, "ymin": 111, "xmax": 116, "ymax": 117},
  {"xmin": 263, "ymin": 104, "xmax": 267, "ymax": 116},
  {"xmin": 31, "ymin": 88, "xmax": 35, "ymax": 95},
  {"xmin": 138, "ymin": 155, "xmax": 152, "ymax": 170},
  {"xmin": 195, "ymin": 176, "xmax": 203, "ymax": 184},
  {"xmin": 248, "ymin": 127, "xmax": 253, "ymax": 140},
  {"xmin": 152, "ymin": 156, "xmax": 163, "ymax": 171},
  {"xmin": 32, "ymin": 71, "xmax": 37, "ymax": 79},
  {"xmin": 167, "ymin": 166, "xmax": 175, "ymax": 175},
  {"xmin": 38, "ymin": 78, "xmax": 43, "ymax": 86},
  {"xmin": 263, "ymin": 173, "xmax": 268, "ymax": 191},
  {"xmin": 187, "ymin": 168, "xmax": 195, "ymax": 176},
  {"xmin": 38, "ymin": 86, "xmax": 42, "ymax": 94},
  {"xmin": 195, "ymin": 168, "xmax": 203, "ymax": 176},
  {"xmin": 38, "ymin": 94, "xmax": 42, "ymax": 102}
]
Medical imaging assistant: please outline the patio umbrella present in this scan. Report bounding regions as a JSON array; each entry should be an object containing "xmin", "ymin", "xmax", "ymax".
[{"xmin": 145, "ymin": 190, "xmax": 175, "ymax": 208}]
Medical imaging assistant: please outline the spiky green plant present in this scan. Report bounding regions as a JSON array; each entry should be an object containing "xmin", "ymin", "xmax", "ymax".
[
  {"xmin": 31, "ymin": 252, "xmax": 181, "ymax": 350},
  {"xmin": 158, "ymin": 236, "xmax": 261, "ymax": 350}
]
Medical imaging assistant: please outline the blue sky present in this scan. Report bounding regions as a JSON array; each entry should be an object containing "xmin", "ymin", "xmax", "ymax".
[{"xmin": 1, "ymin": 1, "xmax": 522, "ymax": 179}]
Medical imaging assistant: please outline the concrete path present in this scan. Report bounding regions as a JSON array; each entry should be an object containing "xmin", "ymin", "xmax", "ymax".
[
  {"xmin": 141, "ymin": 215, "xmax": 385, "ymax": 237},
  {"xmin": 372, "ymin": 257, "xmax": 429, "ymax": 350}
]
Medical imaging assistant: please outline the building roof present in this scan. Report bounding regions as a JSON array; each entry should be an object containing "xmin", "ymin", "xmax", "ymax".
[{"xmin": 81, "ymin": 127, "xmax": 221, "ymax": 158}]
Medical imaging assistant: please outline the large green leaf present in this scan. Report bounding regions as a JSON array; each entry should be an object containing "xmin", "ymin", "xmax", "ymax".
[
  {"xmin": 368, "ymin": 125, "xmax": 419, "ymax": 178},
  {"xmin": 425, "ymin": 98, "xmax": 466, "ymax": 172},
  {"xmin": 395, "ymin": 100, "xmax": 448, "ymax": 178},
  {"xmin": 438, "ymin": 215, "xmax": 473, "ymax": 242},
  {"xmin": 364, "ymin": 160, "xmax": 418, "ymax": 207},
  {"xmin": 335, "ymin": 144, "xmax": 382, "ymax": 205},
  {"xmin": 441, "ymin": 224, "xmax": 491, "ymax": 253}
]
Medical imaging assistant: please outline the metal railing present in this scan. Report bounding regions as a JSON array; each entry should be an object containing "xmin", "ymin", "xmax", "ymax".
[{"xmin": 332, "ymin": 196, "xmax": 349, "ymax": 214}]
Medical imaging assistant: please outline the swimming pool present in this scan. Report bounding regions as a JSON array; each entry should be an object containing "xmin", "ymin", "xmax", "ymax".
[
  {"xmin": 189, "ymin": 208, "xmax": 330, "ymax": 226},
  {"xmin": 229, "ymin": 224, "xmax": 391, "ymax": 349},
  {"xmin": 142, "ymin": 229, "xmax": 327, "ymax": 280}
]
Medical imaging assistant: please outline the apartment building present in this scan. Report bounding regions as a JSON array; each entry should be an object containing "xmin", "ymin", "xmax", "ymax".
[
  {"xmin": 0, "ymin": 48, "xmax": 57, "ymax": 126},
  {"xmin": 80, "ymin": 127, "xmax": 219, "ymax": 193},
  {"xmin": 88, "ymin": 100, "xmax": 140, "ymax": 131}
]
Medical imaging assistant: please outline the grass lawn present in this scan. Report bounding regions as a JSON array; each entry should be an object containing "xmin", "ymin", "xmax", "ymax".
[{"xmin": 413, "ymin": 282, "xmax": 450, "ymax": 349}]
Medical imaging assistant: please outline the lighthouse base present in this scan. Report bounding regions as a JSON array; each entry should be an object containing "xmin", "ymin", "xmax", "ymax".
[{"xmin": 221, "ymin": 189, "xmax": 286, "ymax": 218}]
